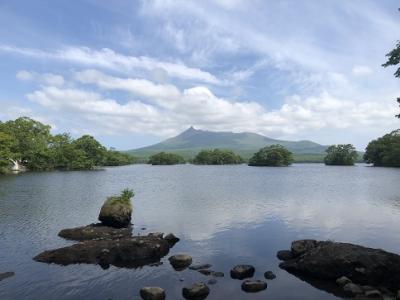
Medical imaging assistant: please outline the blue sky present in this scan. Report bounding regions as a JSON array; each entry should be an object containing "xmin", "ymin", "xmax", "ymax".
[{"xmin": 0, "ymin": 0, "xmax": 399, "ymax": 150}]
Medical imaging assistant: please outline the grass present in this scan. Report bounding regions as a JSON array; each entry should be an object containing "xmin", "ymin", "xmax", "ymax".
[{"xmin": 106, "ymin": 189, "xmax": 134, "ymax": 207}]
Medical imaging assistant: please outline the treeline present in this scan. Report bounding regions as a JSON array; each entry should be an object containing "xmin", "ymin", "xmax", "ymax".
[
  {"xmin": 0, "ymin": 117, "xmax": 135, "ymax": 173},
  {"xmin": 147, "ymin": 129, "xmax": 400, "ymax": 168}
]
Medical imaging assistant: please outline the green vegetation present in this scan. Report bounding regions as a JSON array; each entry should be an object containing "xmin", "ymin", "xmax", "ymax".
[
  {"xmin": 193, "ymin": 149, "xmax": 243, "ymax": 165},
  {"xmin": 324, "ymin": 144, "xmax": 358, "ymax": 166},
  {"xmin": 148, "ymin": 152, "xmax": 185, "ymax": 165},
  {"xmin": 0, "ymin": 117, "xmax": 135, "ymax": 174},
  {"xmin": 248, "ymin": 144, "xmax": 293, "ymax": 167},
  {"xmin": 383, "ymin": 37, "xmax": 399, "ymax": 117},
  {"xmin": 364, "ymin": 130, "xmax": 400, "ymax": 167},
  {"xmin": 106, "ymin": 189, "xmax": 134, "ymax": 207}
]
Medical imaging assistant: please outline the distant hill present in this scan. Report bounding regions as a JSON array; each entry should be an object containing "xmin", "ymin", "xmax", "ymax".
[{"xmin": 127, "ymin": 127, "xmax": 329, "ymax": 162}]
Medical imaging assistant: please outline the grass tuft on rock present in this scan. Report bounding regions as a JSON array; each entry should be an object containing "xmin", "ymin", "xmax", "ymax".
[{"xmin": 105, "ymin": 189, "xmax": 134, "ymax": 208}]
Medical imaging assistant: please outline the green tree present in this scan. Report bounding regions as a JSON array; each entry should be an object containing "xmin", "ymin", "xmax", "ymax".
[
  {"xmin": 364, "ymin": 130, "xmax": 400, "ymax": 167},
  {"xmin": 148, "ymin": 152, "xmax": 185, "ymax": 165},
  {"xmin": 73, "ymin": 135, "xmax": 107, "ymax": 168},
  {"xmin": 324, "ymin": 144, "xmax": 358, "ymax": 166},
  {"xmin": 104, "ymin": 150, "xmax": 136, "ymax": 166},
  {"xmin": 382, "ymin": 31, "xmax": 400, "ymax": 117},
  {"xmin": 193, "ymin": 149, "xmax": 243, "ymax": 165},
  {"xmin": 0, "ymin": 131, "xmax": 16, "ymax": 173},
  {"xmin": 249, "ymin": 144, "xmax": 293, "ymax": 166},
  {"xmin": 2, "ymin": 117, "xmax": 52, "ymax": 170}
]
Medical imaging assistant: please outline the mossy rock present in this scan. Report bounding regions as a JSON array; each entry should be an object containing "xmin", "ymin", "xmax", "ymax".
[{"xmin": 99, "ymin": 196, "xmax": 132, "ymax": 228}]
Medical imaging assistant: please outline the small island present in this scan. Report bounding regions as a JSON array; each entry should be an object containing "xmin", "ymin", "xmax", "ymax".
[
  {"xmin": 148, "ymin": 152, "xmax": 185, "ymax": 165},
  {"xmin": 248, "ymin": 145, "xmax": 293, "ymax": 167},
  {"xmin": 364, "ymin": 130, "xmax": 400, "ymax": 167},
  {"xmin": 193, "ymin": 149, "xmax": 243, "ymax": 165},
  {"xmin": 324, "ymin": 144, "xmax": 358, "ymax": 166}
]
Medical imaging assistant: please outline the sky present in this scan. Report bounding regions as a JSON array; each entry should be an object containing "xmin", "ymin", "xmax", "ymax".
[{"xmin": 0, "ymin": 0, "xmax": 399, "ymax": 150}]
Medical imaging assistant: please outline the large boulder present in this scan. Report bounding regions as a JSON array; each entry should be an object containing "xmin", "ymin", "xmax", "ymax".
[
  {"xmin": 241, "ymin": 280, "xmax": 267, "ymax": 293},
  {"xmin": 230, "ymin": 265, "xmax": 255, "ymax": 280},
  {"xmin": 98, "ymin": 196, "xmax": 132, "ymax": 228},
  {"xmin": 34, "ymin": 234, "xmax": 175, "ymax": 269},
  {"xmin": 169, "ymin": 254, "xmax": 192, "ymax": 271},
  {"xmin": 278, "ymin": 240, "xmax": 400, "ymax": 292}
]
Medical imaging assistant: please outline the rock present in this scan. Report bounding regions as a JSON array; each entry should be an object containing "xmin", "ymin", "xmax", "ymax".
[
  {"xmin": 264, "ymin": 271, "xmax": 276, "ymax": 280},
  {"xmin": 189, "ymin": 264, "xmax": 212, "ymax": 270},
  {"xmin": 0, "ymin": 272, "xmax": 14, "ymax": 282},
  {"xmin": 241, "ymin": 280, "xmax": 268, "ymax": 293},
  {"xmin": 198, "ymin": 269, "xmax": 213, "ymax": 276},
  {"xmin": 148, "ymin": 232, "xmax": 163, "ymax": 239},
  {"xmin": 230, "ymin": 265, "xmax": 255, "ymax": 280},
  {"xmin": 98, "ymin": 196, "xmax": 132, "ymax": 228},
  {"xmin": 58, "ymin": 223, "xmax": 132, "ymax": 241},
  {"xmin": 212, "ymin": 272, "xmax": 224, "ymax": 277},
  {"xmin": 169, "ymin": 254, "xmax": 192, "ymax": 271},
  {"xmin": 364, "ymin": 290, "xmax": 382, "ymax": 298},
  {"xmin": 291, "ymin": 239, "xmax": 318, "ymax": 257},
  {"xmin": 343, "ymin": 283, "xmax": 363, "ymax": 296},
  {"xmin": 164, "ymin": 233, "xmax": 180, "ymax": 245},
  {"xmin": 336, "ymin": 276, "xmax": 352, "ymax": 286},
  {"xmin": 140, "ymin": 287, "xmax": 166, "ymax": 300},
  {"xmin": 182, "ymin": 282, "xmax": 210, "ymax": 300},
  {"xmin": 279, "ymin": 240, "xmax": 400, "ymax": 291},
  {"xmin": 277, "ymin": 250, "xmax": 294, "ymax": 261},
  {"xmin": 207, "ymin": 279, "xmax": 217, "ymax": 285},
  {"xmin": 34, "ymin": 235, "xmax": 174, "ymax": 268}
]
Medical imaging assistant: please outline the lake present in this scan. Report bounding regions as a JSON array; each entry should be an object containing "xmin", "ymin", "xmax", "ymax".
[{"xmin": 1, "ymin": 164, "xmax": 400, "ymax": 299}]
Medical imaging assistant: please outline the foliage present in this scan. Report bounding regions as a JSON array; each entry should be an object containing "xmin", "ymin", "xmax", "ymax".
[
  {"xmin": 383, "ymin": 38, "xmax": 400, "ymax": 117},
  {"xmin": 193, "ymin": 149, "xmax": 243, "ymax": 165},
  {"xmin": 107, "ymin": 188, "xmax": 135, "ymax": 207},
  {"xmin": 148, "ymin": 152, "xmax": 185, "ymax": 165},
  {"xmin": 324, "ymin": 144, "xmax": 358, "ymax": 166},
  {"xmin": 0, "ymin": 117, "xmax": 135, "ymax": 173},
  {"xmin": 104, "ymin": 150, "xmax": 136, "ymax": 166},
  {"xmin": 248, "ymin": 144, "xmax": 293, "ymax": 166},
  {"xmin": 364, "ymin": 130, "xmax": 400, "ymax": 167}
]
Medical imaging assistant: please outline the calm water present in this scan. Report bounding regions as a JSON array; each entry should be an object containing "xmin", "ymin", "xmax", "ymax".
[{"xmin": 1, "ymin": 164, "xmax": 400, "ymax": 299}]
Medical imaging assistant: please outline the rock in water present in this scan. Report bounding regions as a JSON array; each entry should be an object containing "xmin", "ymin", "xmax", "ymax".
[
  {"xmin": 58, "ymin": 223, "xmax": 132, "ymax": 241},
  {"xmin": 0, "ymin": 272, "xmax": 14, "ymax": 282},
  {"xmin": 230, "ymin": 265, "xmax": 255, "ymax": 280},
  {"xmin": 241, "ymin": 280, "xmax": 268, "ymax": 293},
  {"xmin": 182, "ymin": 282, "xmax": 210, "ymax": 300},
  {"xmin": 189, "ymin": 264, "xmax": 212, "ymax": 270},
  {"xmin": 278, "ymin": 240, "xmax": 400, "ymax": 292},
  {"xmin": 276, "ymin": 250, "xmax": 293, "ymax": 261},
  {"xmin": 34, "ymin": 235, "xmax": 174, "ymax": 269},
  {"xmin": 98, "ymin": 196, "xmax": 132, "ymax": 228},
  {"xmin": 140, "ymin": 287, "xmax": 166, "ymax": 300},
  {"xmin": 169, "ymin": 254, "xmax": 192, "ymax": 271},
  {"xmin": 164, "ymin": 233, "xmax": 180, "ymax": 245},
  {"xmin": 264, "ymin": 271, "xmax": 276, "ymax": 280}
]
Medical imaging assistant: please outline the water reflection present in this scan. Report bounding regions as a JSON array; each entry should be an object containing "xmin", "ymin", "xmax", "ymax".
[{"xmin": 0, "ymin": 164, "xmax": 399, "ymax": 299}]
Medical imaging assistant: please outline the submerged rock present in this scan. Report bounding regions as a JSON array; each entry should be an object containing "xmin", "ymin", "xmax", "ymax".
[
  {"xmin": 169, "ymin": 254, "xmax": 192, "ymax": 271},
  {"xmin": 241, "ymin": 280, "xmax": 268, "ymax": 293},
  {"xmin": 182, "ymin": 282, "xmax": 210, "ymax": 300},
  {"xmin": 278, "ymin": 240, "xmax": 400, "ymax": 292},
  {"xmin": 34, "ymin": 234, "xmax": 175, "ymax": 269},
  {"xmin": 58, "ymin": 223, "xmax": 132, "ymax": 241},
  {"xmin": 189, "ymin": 264, "xmax": 212, "ymax": 271},
  {"xmin": 336, "ymin": 276, "xmax": 352, "ymax": 286},
  {"xmin": 197, "ymin": 269, "xmax": 224, "ymax": 277},
  {"xmin": 0, "ymin": 272, "xmax": 14, "ymax": 282},
  {"xmin": 98, "ymin": 195, "xmax": 132, "ymax": 228},
  {"xmin": 343, "ymin": 283, "xmax": 363, "ymax": 296},
  {"xmin": 264, "ymin": 271, "xmax": 276, "ymax": 280},
  {"xmin": 140, "ymin": 286, "xmax": 166, "ymax": 300},
  {"xmin": 230, "ymin": 265, "xmax": 255, "ymax": 280}
]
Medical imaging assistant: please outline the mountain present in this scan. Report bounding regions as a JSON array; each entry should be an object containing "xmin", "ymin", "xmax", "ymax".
[{"xmin": 127, "ymin": 127, "xmax": 329, "ymax": 162}]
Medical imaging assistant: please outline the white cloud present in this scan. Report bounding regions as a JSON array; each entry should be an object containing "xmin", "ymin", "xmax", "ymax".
[
  {"xmin": 352, "ymin": 65, "xmax": 373, "ymax": 76},
  {"xmin": 24, "ymin": 72, "xmax": 398, "ymax": 142},
  {"xmin": 16, "ymin": 70, "xmax": 65, "ymax": 86},
  {"xmin": 1, "ymin": 45, "xmax": 220, "ymax": 84}
]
